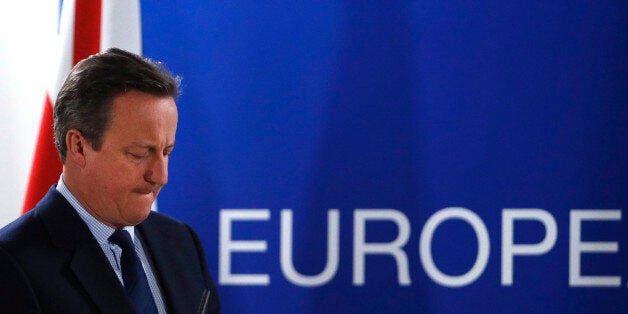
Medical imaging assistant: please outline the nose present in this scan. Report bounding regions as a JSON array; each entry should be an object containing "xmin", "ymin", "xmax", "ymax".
[{"xmin": 145, "ymin": 155, "xmax": 168, "ymax": 186}]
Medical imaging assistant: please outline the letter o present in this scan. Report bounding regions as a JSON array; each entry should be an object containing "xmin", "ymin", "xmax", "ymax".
[{"xmin": 419, "ymin": 207, "xmax": 490, "ymax": 287}]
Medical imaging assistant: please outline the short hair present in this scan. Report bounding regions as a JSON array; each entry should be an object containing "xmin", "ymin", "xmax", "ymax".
[{"xmin": 53, "ymin": 48, "xmax": 180, "ymax": 163}]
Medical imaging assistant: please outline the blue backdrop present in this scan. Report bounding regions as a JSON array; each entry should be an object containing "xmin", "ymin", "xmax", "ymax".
[{"xmin": 141, "ymin": 1, "xmax": 627, "ymax": 313}]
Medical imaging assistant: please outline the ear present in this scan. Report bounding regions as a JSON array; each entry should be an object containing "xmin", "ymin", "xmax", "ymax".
[{"xmin": 65, "ymin": 129, "xmax": 89, "ymax": 168}]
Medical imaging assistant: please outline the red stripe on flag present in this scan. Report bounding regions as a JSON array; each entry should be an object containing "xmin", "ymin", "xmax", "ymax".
[
  {"xmin": 22, "ymin": 94, "xmax": 63, "ymax": 213},
  {"xmin": 22, "ymin": 0, "xmax": 104, "ymax": 213},
  {"xmin": 74, "ymin": 0, "xmax": 102, "ymax": 65}
]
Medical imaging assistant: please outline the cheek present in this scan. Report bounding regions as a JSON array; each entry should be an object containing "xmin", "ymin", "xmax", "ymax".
[
  {"xmin": 93, "ymin": 158, "xmax": 145, "ymax": 191},
  {"xmin": 115, "ymin": 165, "xmax": 146, "ymax": 187}
]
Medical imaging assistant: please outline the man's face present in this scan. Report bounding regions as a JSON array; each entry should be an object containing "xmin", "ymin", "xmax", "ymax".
[{"xmin": 80, "ymin": 90, "xmax": 178, "ymax": 228}]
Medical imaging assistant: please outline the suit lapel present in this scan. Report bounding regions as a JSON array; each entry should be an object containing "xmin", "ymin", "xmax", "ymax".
[
  {"xmin": 138, "ymin": 216, "xmax": 197, "ymax": 313},
  {"xmin": 70, "ymin": 243, "xmax": 134, "ymax": 313},
  {"xmin": 137, "ymin": 218, "xmax": 178, "ymax": 311},
  {"xmin": 36, "ymin": 187, "xmax": 135, "ymax": 313}
]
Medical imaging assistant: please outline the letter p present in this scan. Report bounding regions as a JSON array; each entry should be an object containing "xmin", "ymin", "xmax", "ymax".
[{"xmin": 501, "ymin": 209, "xmax": 557, "ymax": 286}]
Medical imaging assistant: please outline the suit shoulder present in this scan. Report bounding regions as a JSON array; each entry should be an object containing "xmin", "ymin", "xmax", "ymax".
[
  {"xmin": 0, "ymin": 187, "xmax": 66, "ymax": 249},
  {"xmin": 142, "ymin": 211, "xmax": 201, "ymax": 239},
  {"xmin": 140, "ymin": 211, "xmax": 205, "ymax": 250},
  {"xmin": 0, "ymin": 210, "xmax": 45, "ymax": 249},
  {"xmin": 144, "ymin": 211, "xmax": 188, "ymax": 228}
]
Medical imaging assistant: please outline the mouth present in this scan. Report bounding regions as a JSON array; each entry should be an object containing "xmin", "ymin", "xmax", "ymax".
[{"xmin": 133, "ymin": 187, "xmax": 159, "ymax": 195}]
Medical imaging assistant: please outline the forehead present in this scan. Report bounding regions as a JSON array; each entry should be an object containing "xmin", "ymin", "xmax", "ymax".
[{"xmin": 104, "ymin": 90, "xmax": 178, "ymax": 142}]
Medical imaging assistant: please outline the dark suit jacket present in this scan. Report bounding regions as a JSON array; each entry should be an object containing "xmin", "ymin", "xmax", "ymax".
[{"xmin": 0, "ymin": 187, "xmax": 220, "ymax": 313}]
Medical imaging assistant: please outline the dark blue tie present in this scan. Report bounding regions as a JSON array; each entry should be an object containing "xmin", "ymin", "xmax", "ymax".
[{"xmin": 109, "ymin": 229, "xmax": 158, "ymax": 314}]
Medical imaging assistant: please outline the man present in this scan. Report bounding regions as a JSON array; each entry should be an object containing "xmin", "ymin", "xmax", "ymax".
[{"xmin": 0, "ymin": 48, "xmax": 220, "ymax": 313}]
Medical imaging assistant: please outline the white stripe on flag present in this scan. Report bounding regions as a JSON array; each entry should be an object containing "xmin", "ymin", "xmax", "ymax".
[{"xmin": 101, "ymin": 0, "xmax": 142, "ymax": 53}]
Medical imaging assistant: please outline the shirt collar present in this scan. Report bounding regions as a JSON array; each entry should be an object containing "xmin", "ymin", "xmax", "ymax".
[{"xmin": 56, "ymin": 175, "xmax": 135, "ymax": 245}]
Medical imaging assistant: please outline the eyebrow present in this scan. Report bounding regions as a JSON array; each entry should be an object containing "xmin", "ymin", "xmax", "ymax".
[{"xmin": 127, "ymin": 142, "xmax": 176, "ymax": 149}]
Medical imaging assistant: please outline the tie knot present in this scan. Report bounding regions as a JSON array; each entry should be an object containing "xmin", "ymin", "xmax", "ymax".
[{"xmin": 109, "ymin": 229, "xmax": 134, "ymax": 251}]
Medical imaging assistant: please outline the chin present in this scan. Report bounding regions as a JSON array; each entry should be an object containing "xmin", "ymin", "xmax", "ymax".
[
  {"xmin": 126, "ymin": 210, "xmax": 152, "ymax": 226},
  {"xmin": 127, "ymin": 203, "xmax": 154, "ymax": 224},
  {"xmin": 135, "ymin": 195, "xmax": 156, "ymax": 209}
]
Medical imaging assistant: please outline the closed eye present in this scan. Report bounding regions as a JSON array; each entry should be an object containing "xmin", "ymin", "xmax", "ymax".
[
  {"xmin": 128, "ymin": 152, "xmax": 149, "ymax": 160},
  {"xmin": 164, "ymin": 146, "xmax": 174, "ymax": 157}
]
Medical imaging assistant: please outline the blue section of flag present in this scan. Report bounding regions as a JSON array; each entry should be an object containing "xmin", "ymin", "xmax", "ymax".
[{"xmin": 57, "ymin": 0, "xmax": 63, "ymax": 34}]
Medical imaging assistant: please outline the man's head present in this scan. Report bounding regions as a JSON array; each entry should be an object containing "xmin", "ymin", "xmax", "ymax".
[
  {"xmin": 54, "ymin": 48, "xmax": 180, "ymax": 228},
  {"xmin": 54, "ymin": 48, "xmax": 180, "ymax": 162}
]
